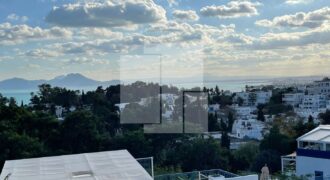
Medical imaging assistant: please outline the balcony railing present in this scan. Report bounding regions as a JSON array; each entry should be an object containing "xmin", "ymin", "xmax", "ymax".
[{"xmin": 297, "ymin": 148, "xmax": 330, "ymax": 159}]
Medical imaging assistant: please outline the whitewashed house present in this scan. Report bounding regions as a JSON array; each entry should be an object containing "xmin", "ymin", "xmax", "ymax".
[
  {"xmin": 232, "ymin": 105, "xmax": 256, "ymax": 120},
  {"xmin": 231, "ymin": 119, "xmax": 265, "ymax": 140},
  {"xmin": 234, "ymin": 91, "xmax": 272, "ymax": 106},
  {"xmin": 307, "ymin": 78, "xmax": 330, "ymax": 96},
  {"xmin": 294, "ymin": 94, "xmax": 327, "ymax": 120},
  {"xmin": 255, "ymin": 90, "xmax": 272, "ymax": 105},
  {"xmin": 282, "ymin": 93, "xmax": 304, "ymax": 107}
]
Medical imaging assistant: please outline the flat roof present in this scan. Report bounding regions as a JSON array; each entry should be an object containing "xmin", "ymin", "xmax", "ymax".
[
  {"xmin": 297, "ymin": 125, "xmax": 330, "ymax": 144},
  {"xmin": 0, "ymin": 150, "xmax": 152, "ymax": 180}
]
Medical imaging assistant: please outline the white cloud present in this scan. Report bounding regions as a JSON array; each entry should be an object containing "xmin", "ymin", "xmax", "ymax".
[
  {"xmin": 77, "ymin": 28, "xmax": 124, "ymax": 39},
  {"xmin": 0, "ymin": 56, "xmax": 12, "ymax": 62},
  {"xmin": 252, "ymin": 24, "xmax": 330, "ymax": 49},
  {"xmin": 255, "ymin": 7, "xmax": 330, "ymax": 28},
  {"xmin": 46, "ymin": 0, "xmax": 167, "ymax": 27},
  {"xmin": 22, "ymin": 21, "xmax": 239, "ymax": 58},
  {"xmin": 0, "ymin": 23, "xmax": 72, "ymax": 45},
  {"xmin": 200, "ymin": 1, "xmax": 261, "ymax": 18},
  {"xmin": 65, "ymin": 57, "xmax": 109, "ymax": 65},
  {"xmin": 172, "ymin": 10, "xmax": 199, "ymax": 21},
  {"xmin": 6, "ymin": 13, "xmax": 28, "ymax": 22},
  {"xmin": 285, "ymin": 0, "xmax": 314, "ymax": 5},
  {"xmin": 167, "ymin": 0, "xmax": 178, "ymax": 7},
  {"xmin": 22, "ymin": 49, "xmax": 62, "ymax": 58}
]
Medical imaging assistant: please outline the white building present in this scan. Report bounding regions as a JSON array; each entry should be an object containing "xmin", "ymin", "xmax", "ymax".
[
  {"xmin": 232, "ymin": 105, "xmax": 256, "ymax": 120},
  {"xmin": 234, "ymin": 92, "xmax": 250, "ymax": 106},
  {"xmin": 114, "ymin": 102, "xmax": 130, "ymax": 111},
  {"xmin": 234, "ymin": 91, "xmax": 272, "ymax": 106},
  {"xmin": 161, "ymin": 93, "xmax": 178, "ymax": 106},
  {"xmin": 282, "ymin": 93, "xmax": 304, "ymax": 107},
  {"xmin": 231, "ymin": 119, "xmax": 265, "ymax": 140},
  {"xmin": 0, "ymin": 150, "xmax": 153, "ymax": 180},
  {"xmin": 294, "ymin": 94, "xmax": 327, "ymax": 119},
  {"xmin": 307, "ymin": 78, "xmax": 330, "ymax": 96},
  {"xmin": 300, "ymin": 95, "xmax": 327, "ymax": 111},
  {"xmin": 255, "ymin": 91, "xmax": 272, "ymax": 105},
  {"xmin": 294, "ymin": 125, "xmax": 330, "ymax": 179},
  {"xmin": 55, "ymin": 105, "xmax": 64, "ymax": 118},
  {"xmin": 209, "ymin": 104, "xmax": 220, "ymax": 113}
]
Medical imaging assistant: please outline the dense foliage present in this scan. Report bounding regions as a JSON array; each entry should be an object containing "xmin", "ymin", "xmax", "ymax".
[{"xmin": 0, "ymin": 83, "xmax": 317, "ymax": 176}]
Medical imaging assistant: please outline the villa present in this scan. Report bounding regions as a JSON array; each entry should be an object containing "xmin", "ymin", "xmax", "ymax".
[{"xmin": 282, "ymin": 125, "xmax": 330, "ymax": 179}]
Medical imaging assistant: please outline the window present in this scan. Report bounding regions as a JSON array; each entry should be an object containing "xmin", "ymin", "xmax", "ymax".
[{"xmin": 315, "ymin": 171, "xmax": 323, "ymax": 180}]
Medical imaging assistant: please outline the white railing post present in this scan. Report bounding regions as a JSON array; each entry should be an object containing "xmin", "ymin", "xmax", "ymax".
[{"xmin": 151, "ymin": 157, "xmax": 154, "ymax": 179}]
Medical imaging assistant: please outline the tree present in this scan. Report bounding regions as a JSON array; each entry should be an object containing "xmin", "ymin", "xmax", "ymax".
[
  {"xmin": 237, "ymin": 97, "xmax": 244, "ymax": 106},
  {"xmin": 319, "ymin": 110, "xmax": 330, "ymax": 124},
  {"xmin": 308, "ymin": 115, "xmax": 314, "ymax": 124},
  {"xmin": 0, "ymin": 93, "xmax": 8, "ymax": 107},
  {"xmin": 227, "ymin": 112, "xmax": 234, "ymax": 132},
  {"xmin": 260, "ymin": 126, "xmax": 295, "ymax": 155},
  {"xmin": 257, "ymin": 104, "xmax": 266, "ymax": 122},
  {"xmin": 209, "ymin": 114, "xmax": 220, "ymax": 132},
  {"xmin": 112, "ymin": 130, "xmax": 152, "ymax": 158},
  {"xmin": 232, "ymin": 142, "xmax": 259, "ymax": 171},
  {"xmin": 251, "ymin": 150, "xmax": 281, "ymax": 173},
  {"xmin": 0, "ymin": 131, "xmax": 45, "ymax": 169},
  {"xmin": 221, "ymin": 132, "xmax": 230, "ymax": 149},
  {"xmin": 215, "ymin": 86, "xmax": 220, "ymax": 95},
  {"xmin": 59, "ymin": 111, "xmax": 109, "ymax": 153},
  {"xmin": 178, "ymin": 138, "xmax": 229, "ymax": 171}
]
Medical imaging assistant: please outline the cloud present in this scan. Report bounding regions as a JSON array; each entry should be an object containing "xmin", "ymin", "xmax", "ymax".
[
  {"xmin": 65, "ymin": 57, "xmax": 109, "ymax": 65},
  {"xmin": 252, "ymin": 24, "xmax": 330, "ymax": 49},
  {"xmin": 22, "ymin": 49, "xmax": 62, "ymax": 58},
  {"xmin": 167, "ymin": 0, "xmax": 178, "ymax": 7},
  {"xmin": 255, "ymin": 7, "xmax": 330, "ymax": 28},
  {"xmin": 285, "ymin": 0, "xmax": 314, "ymax": 5},
  {"xmin": 200, "ymin": 1, "xmax": 261, "ymax": 18},
  {"xmin": 145, "ymin": 21, "xmax": 236, "ymax": 45},
  {"xmin": 0, "ymin": 23, "xmax": 72, "ymax": 45},
  {"xmin": 46, "ymin": 0, "xmax": 167, "ymax": 27},
  {"xmin": 172, "ymin": 10, "xmax": 199, "ymax": 21},
  {"xmin": 6, "ymin": 13, "xmax": 28, "ymax": 22},
  {"xmin": 0, "ymin": 56, "xmax": 12, "ymax": 62},
  {"xmin": 77, "ymin": 28, "xmax": 124, "ymax": 39},
  {"xmin": 23, "ymin": 21, "xmax": 239, "ymax": 59}
]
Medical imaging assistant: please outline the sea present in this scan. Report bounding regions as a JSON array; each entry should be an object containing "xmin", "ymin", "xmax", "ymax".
[{"xmin": 0, "ymin": 79, "xmax": 272, "ymax": 105}]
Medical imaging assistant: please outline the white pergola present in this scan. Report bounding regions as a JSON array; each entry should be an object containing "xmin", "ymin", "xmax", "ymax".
[{"xmin": 297, "ymin": 125, "xmax": 330, "ymax": 151}]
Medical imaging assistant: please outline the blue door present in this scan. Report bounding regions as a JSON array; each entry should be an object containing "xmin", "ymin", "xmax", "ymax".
[{"xmin": 315, "ymin": 171, "xmax": 323, "ymax": 180}]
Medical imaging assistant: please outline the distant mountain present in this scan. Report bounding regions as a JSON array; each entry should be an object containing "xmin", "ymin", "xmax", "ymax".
[
  {"xmin": 0, "ymin": 78, "xmax": 46, "ymax": 90},
  {"xmin": 0, "ymin": 73, "xmax": 120, "ymax": 90}
]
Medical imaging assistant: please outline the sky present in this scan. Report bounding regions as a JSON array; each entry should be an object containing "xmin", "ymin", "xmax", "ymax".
[{"xmin": 0, "ymin": 0, "xmax": 330, "ymax": 82}]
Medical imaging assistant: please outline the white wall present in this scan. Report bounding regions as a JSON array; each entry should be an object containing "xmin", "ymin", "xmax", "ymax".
[
  {"xmin": 296, "ymin": 156, "xmax": 330, "ymax": 177},
  {"xmin": 210, "ymin": 175, "xmax": 258, "ymax": 180}
]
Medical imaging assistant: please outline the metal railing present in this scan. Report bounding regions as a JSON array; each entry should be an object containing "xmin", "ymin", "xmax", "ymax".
[
  {"xmin": 136, "ymin": 157, "xmax": 154, "ymax": 178},
  {"xmin": 154, "ymin": 168, "xmax": 239, "ymax": 180}
]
